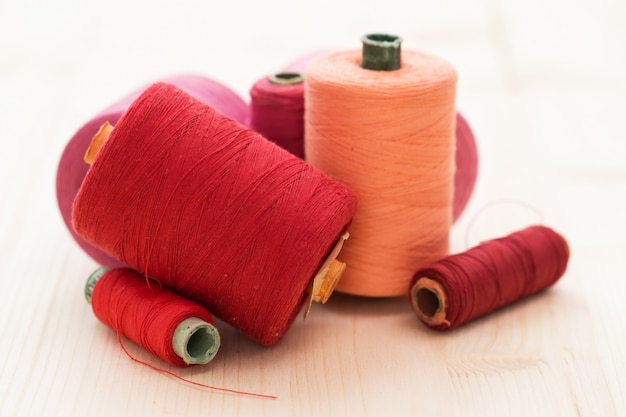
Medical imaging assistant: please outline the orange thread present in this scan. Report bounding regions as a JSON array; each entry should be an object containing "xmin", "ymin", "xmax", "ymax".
[{"xmin": 305, "ymin": 49, "xmax": 457, "ymax": 297}]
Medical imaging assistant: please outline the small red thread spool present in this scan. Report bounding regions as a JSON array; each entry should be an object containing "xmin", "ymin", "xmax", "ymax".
[
  {"xmin": 86, "ymin": 267, "xmax": 220, "ymax": 366},
  {"xmin": 72, "ymin": 82, "xmax": 357, "ymax": 346},
  {"xmin": 56, "ymin": 74, "xmax": 248, "ymax": 267},
  {"xmin": 409, "ymin": 225, "xmax": 570, "ymax": 330},
  {"xmin": 250, "ymin": 73, "xmax": 305, "ymax": 158}
]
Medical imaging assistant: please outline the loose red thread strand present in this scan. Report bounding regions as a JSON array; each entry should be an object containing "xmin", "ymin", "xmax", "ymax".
[
  {"xmin": 410, "ymin": 225, "xmax": 570, "ymax": 330},
  {"xmin": 115, "ymin": 335, "xmax": 277, "ymax": 400},
  {"xmin": 73, "ymin": 82, "xmax": 357, "ymax": 346}
]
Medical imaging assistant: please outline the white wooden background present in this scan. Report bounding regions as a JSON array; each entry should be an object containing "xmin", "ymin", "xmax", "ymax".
[{"xmin": 1, "ymin": 0, "xmax": 625, "ymax": 415}]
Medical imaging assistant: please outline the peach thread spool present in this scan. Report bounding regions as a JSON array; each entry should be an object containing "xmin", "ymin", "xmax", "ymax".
[{"xmin": 305, "ymin": 34, "xmax": 457, "ymax": 297}]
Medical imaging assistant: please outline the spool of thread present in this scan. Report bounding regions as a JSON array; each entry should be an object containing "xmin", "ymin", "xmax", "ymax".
[
  {"xmin": 305, "ymin": 33, "xmax": 457, "ymax": 297},
  {"xmin": 249, "ymin": 73, "xmax": 305, "ymax": 158},
  {"xmin": 86, "ymin": 267, "xmax": 220, "ymax": 366},
  {"xmin": 279, "ymin": 48, "xmax": 478, "ymax": 221},
  {"xmin": 410, "ymin": 225, "xmax": 570, "ymax": 330},
  {"xmin": 453, "ymin": 112, "xmax": 478, "ymax": 221},
  {"xmin": 56, "ymin": 74, "xmax": 249, "ymax": 267},
  {"xmin": 72, "ymin": 82, "xmax": 358, "ymax": 346}
]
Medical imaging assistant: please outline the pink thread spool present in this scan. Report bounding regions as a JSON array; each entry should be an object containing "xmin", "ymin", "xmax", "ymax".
[{"xmin": 56, "ymin": 74, "xmax": 248, "ymax": 266}]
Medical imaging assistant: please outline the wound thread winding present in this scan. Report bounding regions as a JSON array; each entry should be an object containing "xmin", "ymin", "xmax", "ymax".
[
  {"xmin": 250, "ymin": 74, "xmax": 305, "ymax": 158},
  {"xmin": 305, "ymin": 49, "xmax": 457, "ymax": 297},
  {"xmin": 410, "ymin": 225, "xmax": 570, "ymax": 330},
  {"xmin": 56, "ymin": 74, "xmax": 249, "ymax": 267},
  {"xmin": 91, "ymin": 267, "xmax": 216, "ymax": 367}
]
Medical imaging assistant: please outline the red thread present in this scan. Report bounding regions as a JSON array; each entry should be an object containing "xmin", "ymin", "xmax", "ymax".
[
  {"xmin": 410, "ymin": 225, "xmax": 570, "ymax": 330},
  {"xmin": 56, "ymin": 74, "xmax": 249, "ymax": 267},
  {"xmin": 92, "ymin": 268, "xmax": 276, "ymax": 399},
  {"xmin": 122, "ymin": 354, "xmax": 277, "ymax": 400},
  {"xmin": 73, "ymin": 82, "xmax": 357, "ymax": 346},
  {"xmin": 91, "ymin": 267, "xmax": 215, "ymax": 367},
  {"xmin": 249, "ymin": 75, "xmax": 305, "ymax": 158}
]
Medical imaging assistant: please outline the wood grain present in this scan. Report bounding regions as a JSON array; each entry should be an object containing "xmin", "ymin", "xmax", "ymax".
[{"xmin": 1, "ymin": 0, "xmax": 625, "ymax": 415}]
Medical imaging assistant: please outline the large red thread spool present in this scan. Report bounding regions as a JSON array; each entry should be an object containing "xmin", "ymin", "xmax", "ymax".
[
  {"xmin": 86, "ymin": 267, "xmax": 220, "ymax": 366},
  {"xmin": 72, "ymin": 82, "xmax": 358, "ymax": 346},
  {"xmin": 409, "ymin": 225, "xmax": 570, "ymax": 330},
  {"xmin": 56, "ymin": 74, "xmax": 248, "ymax": 267}
]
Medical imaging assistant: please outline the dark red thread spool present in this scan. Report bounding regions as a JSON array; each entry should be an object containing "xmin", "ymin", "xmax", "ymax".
[
  {"xmin": 249, "ymin": 73, "xmax": 305, "ymax": 158},
  {"xmin": 86, "ymin": 267, "xmax": 220, "ymax": 366},
  {"xmin": 72, "ymin": 82, "xmax": 357, "ymax": 346},
  {"xmin": 409, "ymin": 225, "xmax": 570, "ymax": 330},
  {"xmin": 56, "ymin": 74, "xmax": 248, "ymax": 267}
]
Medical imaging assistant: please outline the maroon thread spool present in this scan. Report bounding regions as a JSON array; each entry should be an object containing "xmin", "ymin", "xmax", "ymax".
[
  {"xmin": 410, "ymin": 225, "xmax": 570, "ymax": 330},
  {"xmin": 72, "ymin": 82, "xmax": 358, "ymax": 346},
  {"xmin": 250, "ymin": 73, "xmax": 305, "ymax": 159}
]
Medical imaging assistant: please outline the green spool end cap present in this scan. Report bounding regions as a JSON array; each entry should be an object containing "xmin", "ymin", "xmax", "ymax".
[
  {"xmin": 172, "ymin": 317, "xmax": 221, "ymax": 365},
  {"xmin": 361, "ymin": 33, "xmax": 403, "ymax": 71},
  {"xmin": 85, "ymin": 267, "xmax": 111, "ymax": 304}
]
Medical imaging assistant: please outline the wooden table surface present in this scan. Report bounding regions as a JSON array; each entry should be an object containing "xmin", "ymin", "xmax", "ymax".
[{"xmin": 1, "ymin": 0, "xmax": 625, "ymax": 415}]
